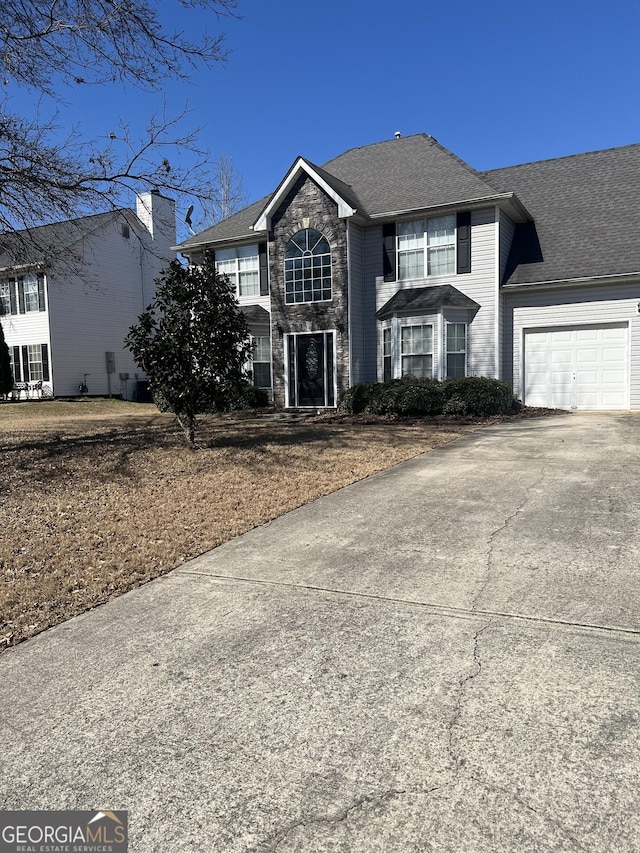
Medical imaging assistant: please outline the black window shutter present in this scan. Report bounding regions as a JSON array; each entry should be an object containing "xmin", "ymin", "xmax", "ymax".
[
  {"xmin": 13, "ymin": 346, "xmax": 21, "ymax": 381},
  {"xmin": 457, "ymin": 212, "xmax": 471, "ymax": 274},
  {"xmin": 17, "ymin": 278, "xmax": 25, "ymax": 314},
  {"xmin": 21, "ymin": 345, "xmax": 29, "ymax": 381},
  {"xmin": 37, "ymin": 274, "xmax": 46, "ymax": 311},
  {"xmin": 259, "ymin": 243, "xmax": 269, "ymax": 296},
  {"xmin": 41, "ymin": 344, "xmax": 50, "ymax": 381},
  {"xmin": 383, "ymin": 223, "xmax": 396, "ymax": 282},
  {"xmin": 9, "ymin": 280, "xmax": 17, "ymax": 315}
]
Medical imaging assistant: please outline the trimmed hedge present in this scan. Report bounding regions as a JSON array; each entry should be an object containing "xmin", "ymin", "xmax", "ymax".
[
  {"xmin": 340, "ymin": 376, "xmax": 512, "ymax": 418},
  {"xmin": 442, "ymin": 376, "xmax": 513, "ymax": 417}
]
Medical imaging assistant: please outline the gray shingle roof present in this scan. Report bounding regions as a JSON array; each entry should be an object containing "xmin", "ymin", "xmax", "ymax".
[
  {"xmin": 176, "ymin": 134, "xmax": 504, "ymax": 251},
  {"xmin": 176, "ymin": 197, "xmax": 269, "ymax": 252},
  {"xmin": 484, "ymin": 144, "xmax": 640, "ymax": 285},
  {"xmin": 377, "ymin": 284, "xmax": 480, "ymax": 319},
  {"xmin": 322, "ymin": 134, "xmax": 501, "ymax": 217}
]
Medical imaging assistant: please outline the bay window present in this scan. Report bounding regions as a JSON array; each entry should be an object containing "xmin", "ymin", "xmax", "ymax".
[
  {"xmin": 251, "ymin": 335, "xmax": 272, "ymax": 389},
  {"xmin": 446, "ymin": 323, "xmax": 467, "ymax": 378},
  {"xmin": 401, "ymin": 325, "xmax": 433, "ymax": 378},
  {"xmin": 383, "ymin": 328, "xmax": 392, "ymax": 382}
]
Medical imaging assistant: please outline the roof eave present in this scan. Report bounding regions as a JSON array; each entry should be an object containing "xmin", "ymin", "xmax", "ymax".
[
  {"xmin": 173, "ymin": 230, "xmax": 268, "ymax": 254},
  {"xmin": 502, "ymin": 271, "xmax": 640, "ymax": 290},
  {"xmin": 0, "ymin": 260, "xmax": 46, "ymax": 274},
  {"xmin": 370, "ymin": 192, "xmax": 531, "ymax": 223}
]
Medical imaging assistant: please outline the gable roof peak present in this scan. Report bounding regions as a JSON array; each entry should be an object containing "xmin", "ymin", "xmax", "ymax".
[{"xmin": 253, "ymin": 156, "xmax": 358, "ymax": 232}]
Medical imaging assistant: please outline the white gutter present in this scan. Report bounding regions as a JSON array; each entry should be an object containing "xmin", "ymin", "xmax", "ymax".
[
  {"xmin": 503, "ymin": 271, "xmax": 640, "ymax": 290},
  {"xmin": 369, "ymin": 192, "xmax": 531, "ymax": 223}
]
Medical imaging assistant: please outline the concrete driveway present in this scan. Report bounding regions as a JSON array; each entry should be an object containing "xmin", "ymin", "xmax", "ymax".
[{"xmin": 1, "ymin": 412, "xmax": 639, "ymax": 852}]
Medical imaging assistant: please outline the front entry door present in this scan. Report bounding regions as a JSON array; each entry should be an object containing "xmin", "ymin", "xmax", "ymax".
[
  {"xmin": 297, "ymin": 334, "xmax": 325, "ymax": 407},
  {"xmin": 287, "ymin": 332, "xmax": 336, "ymax": 408}
]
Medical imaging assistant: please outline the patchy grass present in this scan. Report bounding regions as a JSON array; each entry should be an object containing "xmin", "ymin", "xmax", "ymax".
[{"xmin": 0, "ymin": 400, "xmax": 477, "ymax": 649}]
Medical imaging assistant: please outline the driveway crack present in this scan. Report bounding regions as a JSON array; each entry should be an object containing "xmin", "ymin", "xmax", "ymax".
[
  {"xmin": 262, "ymin": 788, "xmax": 410, "ymax": 851},
  {"xmin": 447, "ymin": 623, "xmax": 491, "ymax": 773},
  {"xmin": 473, "ymin": 469, "xmax": 547, "ymax": 611}
]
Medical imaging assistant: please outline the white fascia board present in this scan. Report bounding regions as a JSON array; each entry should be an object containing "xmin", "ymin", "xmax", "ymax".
[
  {"xmin": 503, "ymin": 271, "xmax": 640, "ymax": 290},
  {"xmin": 0, "ymin": 260, "xmax": 45, "ymax": 274},
  {"xmin": 370, "ymin": 193, "xmax": 531, "ymax": 224},
  {"xmin": 253, "ymin": 158, "xmax": 357, "ymax": 232},
  {"xmin": 172, "ymin": 233, "xmax": 265, "ymax": 253}
]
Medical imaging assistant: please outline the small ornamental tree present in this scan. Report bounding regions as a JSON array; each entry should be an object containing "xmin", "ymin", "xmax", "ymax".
[
  {"xmin": 125, "ymin": 256, "xmax": 253, "ymax": 447},
  {"xmin": 0, "ymin": 323, "xmax": 13, "ymax": 397}
]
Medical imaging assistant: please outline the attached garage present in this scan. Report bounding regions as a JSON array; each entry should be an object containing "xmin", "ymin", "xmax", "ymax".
[{"xmin": 523, "ymin": 323, "xmax": 629, "ymax": 410}]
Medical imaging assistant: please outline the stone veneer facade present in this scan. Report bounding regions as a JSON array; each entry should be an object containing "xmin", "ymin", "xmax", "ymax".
[{"xmin": 268, "ymin": 174, "xmax": 349, "ymax": 407}]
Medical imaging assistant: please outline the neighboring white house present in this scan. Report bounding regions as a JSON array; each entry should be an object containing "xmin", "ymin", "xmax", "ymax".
[
  {"xmin": 175, "ymin": 134, "xmax": 640, "ymax": 411},
  {"xmin": 0, "ymin": 191, "xmax": 175, "ymax": 399}
]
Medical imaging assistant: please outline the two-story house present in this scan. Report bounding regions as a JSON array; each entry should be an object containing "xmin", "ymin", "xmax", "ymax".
[
  {"xmin": 0, "ymin": 190, "xmax": 175, "ymax": 399},
  {"xmin": 175, "ymin": 134, "xmax": 640, "ymax": 411}
]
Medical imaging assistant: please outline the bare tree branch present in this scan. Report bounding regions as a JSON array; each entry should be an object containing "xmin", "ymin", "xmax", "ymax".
[{"xmin": 0, "ymin": 0, "xmax": 240, "ymax": 236}]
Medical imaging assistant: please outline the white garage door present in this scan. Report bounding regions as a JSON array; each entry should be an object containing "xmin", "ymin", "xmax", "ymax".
[{"xmin": 524, "ymin": 323, "xmax": 629, "ymax": 410}]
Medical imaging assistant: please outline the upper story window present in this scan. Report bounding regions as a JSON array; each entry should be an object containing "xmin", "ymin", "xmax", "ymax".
[
  {"xmin": 0, "ymin": 273, "xmax": 46, "ymax": 315},
  {"xmin": 284, "ymin": 228, "xmax": 331, "ymax": 304},
  {"xmin": 215, "ymin": 245, "xmax": 260, "ymax": 298},
  {"xmin": 383, "ymin": 213, "xmax": 471, "ymax": 282},
  {"xmin": 0, "ymin": 280, "xmax": 10, "ymax": 316},
  {"xmin": 397, "ymin": 215, "xmax": 456, "ymax": 280}
]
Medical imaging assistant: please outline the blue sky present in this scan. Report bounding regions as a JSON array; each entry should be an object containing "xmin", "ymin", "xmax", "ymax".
[{"xmin": 12, "ymin": 0, "xmax": 640, "ymax": 222}]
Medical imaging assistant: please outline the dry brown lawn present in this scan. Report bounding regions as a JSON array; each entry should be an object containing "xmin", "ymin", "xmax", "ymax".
[{"xmin": 0, "ymin": 400, "xmax": 477, "ymax": 649}]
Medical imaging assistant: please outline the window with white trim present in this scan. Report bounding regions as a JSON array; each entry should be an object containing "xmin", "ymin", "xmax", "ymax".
[
  {"xmin": 0, "ymin": 273, "xmax": 45, "ymax": 314},
  {"xmin": 8, "ymin": 347, "xmax": 16, "ymax": 380},
  {"xmin": 251, "ymin": 335, "xmax": 272, "ymax": 389},
  {"xmin": 0, "ymin": 280, "xmax": 10, "ymax": 316},
  {"xmin": 383, "ymin": 327, "xmax": 392, "ymax": 382},
  {"xmin": 284, "ymin": 228, "xmax": 331, "ymax": 304},
  {"xmin": 27, "ymin": 344, "xmax": 45, "ymax": 380},
  {"xmin": 24, "ymin": 275, "xmax": 40, "ymax": 312},
  {"xmin": 397, "ymin": 215, "xmax": 455, "ymax": 280},
  {"xmin": 215, "ymin": 245, "xmax": 260, "ymax": 297},
  {"xmin": 401, "ymin": 325, "xmax": 433, "ymax": 378},
  {"xmin": 446, "ymin": 323, "xmax": 467, "ymax": 378}
]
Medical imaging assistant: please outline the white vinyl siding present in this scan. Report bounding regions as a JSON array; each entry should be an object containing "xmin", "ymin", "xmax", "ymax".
[{"xmin": 43, "ymin": 221, "xmax": 164, "ymax": 398}]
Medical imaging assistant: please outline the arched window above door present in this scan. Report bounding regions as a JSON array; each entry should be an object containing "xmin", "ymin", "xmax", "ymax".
[{"xmin": 284, "ymin": 228, "xmax": 332, "ymax": 304}]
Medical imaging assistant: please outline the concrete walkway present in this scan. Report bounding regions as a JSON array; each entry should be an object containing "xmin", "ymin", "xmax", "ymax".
[{"xmin": 1, "ymin": 412, "xmax": 639, "ymax": 852}]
